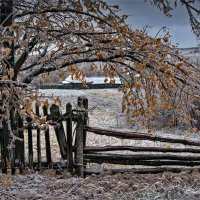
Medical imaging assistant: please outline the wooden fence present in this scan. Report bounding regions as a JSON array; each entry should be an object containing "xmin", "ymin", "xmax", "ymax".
[
  {"xmin": 75, "ymin": 126, "xmax": 200, "ymax": 177},
  {"xmin": 1, "ymin": 96, "xmax": 200, "ymax": 177},
  {"xmin": 0, "ymin": 96, "xmax": 88, "ymax": 175}
]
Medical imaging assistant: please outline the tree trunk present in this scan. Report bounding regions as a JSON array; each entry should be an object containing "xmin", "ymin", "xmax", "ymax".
[
  {"xmin": 0, "ymin": 0, "xmax": 14, "ymax": 69},
  {"xmin": 0, "ymin": 0, "xmax": 14, "ymax": 173}
]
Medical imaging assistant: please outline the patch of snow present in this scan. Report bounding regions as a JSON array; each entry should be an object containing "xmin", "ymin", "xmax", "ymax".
[{"xmin": 38, "ymin": 89, "xmax": 86, "ymax": 96}]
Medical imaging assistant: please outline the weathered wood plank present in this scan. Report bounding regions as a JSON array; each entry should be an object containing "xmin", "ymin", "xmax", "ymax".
[
  {"xmin": 83, "ymin": 146, "xmax": 200, "ymax": 153},
  {"xmin": 66, "ymin": 103, "xmax": 73, "ymax": 172},
  {"xmin": 84, "ymin": 153, "xmax": 200, "ymax": 166},
  {"xmin": 43, "ymin": 105, "xmax": 52, "ymax": 164},
  {"xmin": 75, "ymin": 115, "xmax": 84, "ymax": 177},
  {"xmin": 0, "ymin": 124, "xmax": 8, "ymax": 174},
  {"xmin": 77, "ymin": 96, "xmax": 88, "ymax": 146},
  {"xmin": 36, "ymin": 103, "xmax": 41, "ymax": 170},
  {"xmin": 84, "ymin": 153, "xmax": 200, "ymax": 161},
  {"xmin": 0, "ymin": 120, "xmax": 9, "ymax": 174},
  {"xmin": 27, "ymin": 117, "xmax": 33, "ymax": 169},
  {"xmin": 50, "ymin": 104, "xmax": 68, "ymax": 160},
  {"xmin": 85, "ymin": 126, "xmax": 200, "ymax": 146},
  {"xmin": 16, "ymin": 112, "xmax": 25, "ymax": 173}
]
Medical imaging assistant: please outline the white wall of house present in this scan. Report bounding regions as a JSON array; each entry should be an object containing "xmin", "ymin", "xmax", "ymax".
[{"xmin": 62, "ymin": 75, "xmax": 122, "ymax": 84}]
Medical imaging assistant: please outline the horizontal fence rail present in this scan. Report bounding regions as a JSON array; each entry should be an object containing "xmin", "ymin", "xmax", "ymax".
[
  {"xmin": 83, "ymin": 146, "xmax": 200, "ymax": 153},
  {"xmin": 84, "ymin": 153, "xmax": 200, "ymax": 161},
  {"xmin": 71, "ymin": 126, "xmax": 200, "ymax": 177},
  {"xmin": 84, "ymin": 126, "xmax": 200, "ymax": 146}
]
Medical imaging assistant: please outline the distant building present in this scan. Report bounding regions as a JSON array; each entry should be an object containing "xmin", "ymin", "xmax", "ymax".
[{"xmin": 62, "ymin": 75, "xmax": 122, "ymax": 85}]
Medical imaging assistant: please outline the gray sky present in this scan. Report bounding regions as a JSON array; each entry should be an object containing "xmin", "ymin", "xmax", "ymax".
[{"xmin": 107, "ymin": 0, "xmax": 198, "ymax": 48}]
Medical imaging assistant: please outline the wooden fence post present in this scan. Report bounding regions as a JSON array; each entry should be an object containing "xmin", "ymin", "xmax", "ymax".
[
  {"xmin": 35, "ymin": 103, "xmax": 41, "ymax": 170},
  {"xmin": 75, "ymin": 114, "xmax": 84, "ymax": 177},
  {"xmin": 66, "ymin": 103, "xmax": 73, "ymax": 172},
  {"xmin": 16, "ymin": 112, "xmax": 25, "ymax": 174},
  {"xmin": 10, "ymin": 108, "xmax": 16, "ymax": 175},
  {"xmin": 43, "ymin": 105, "xmax": 52, "ymax": 165},
  {"xmin": 77, "ymin": 96, "xmax": 88, "ymax": 146},
  {"xmin": 50, "ymin": 104, "xmax": 68, "ymax": 160},
  {"xmin": 27, "ymin": 117, "xmax": 33, "ymax": 169},
  {"xmin": 0, "ymin": 100, "xmax": 8, "ymax": 173},
  {"xmin": 0, "ymin": 123, "xmax": 8, "ymax": 174}
]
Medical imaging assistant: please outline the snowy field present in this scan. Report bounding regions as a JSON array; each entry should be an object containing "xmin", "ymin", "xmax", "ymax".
[{"xmin": 39, "ymin": 88, "xmax": 199, "ymax": 135}]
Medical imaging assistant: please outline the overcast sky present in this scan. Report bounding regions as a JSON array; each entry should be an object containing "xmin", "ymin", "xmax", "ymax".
[{"xmin": 107, "ymin": 0, "xmax": 198, "ymax": 48}]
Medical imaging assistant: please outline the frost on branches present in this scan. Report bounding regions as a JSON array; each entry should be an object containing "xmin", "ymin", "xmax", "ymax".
[{"xmin": 0, "ymin": 0, "xmax": 200, "ymax": 134}]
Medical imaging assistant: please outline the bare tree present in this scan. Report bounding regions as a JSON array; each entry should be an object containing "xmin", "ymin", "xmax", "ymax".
[{"xmin": 0, "ymin": 0, "xmax": 199, "ymax": 132}]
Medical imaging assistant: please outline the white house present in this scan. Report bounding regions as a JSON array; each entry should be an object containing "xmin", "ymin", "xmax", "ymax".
[{"xmin": 62, "ymin": 75, "xmax": 122, "ymax": 85}]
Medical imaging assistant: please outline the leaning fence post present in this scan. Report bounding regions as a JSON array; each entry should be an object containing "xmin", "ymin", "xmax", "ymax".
[
  {"xmin": 66, "ymin": 103, "xmax": 73, "ymax": 172},
  {"xmin": 75, "ymin": 115, "xmax": 84, "ymax": 177},
  {"xmin": 50, "ymin": 104, "xmax": 68, "ymax": 160}
]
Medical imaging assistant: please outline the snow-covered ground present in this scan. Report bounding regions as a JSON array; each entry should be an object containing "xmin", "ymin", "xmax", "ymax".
[
  {"xmin": 39, "ymin": 89, "xmax": 127, "ymax": 130},
  {"xmin": 1, "ymin": 89, "xmax": 200, "ymax": 199},
  {"xmin": 1, "ymin": 167, "xmax": 200, "ymax": 199}
]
